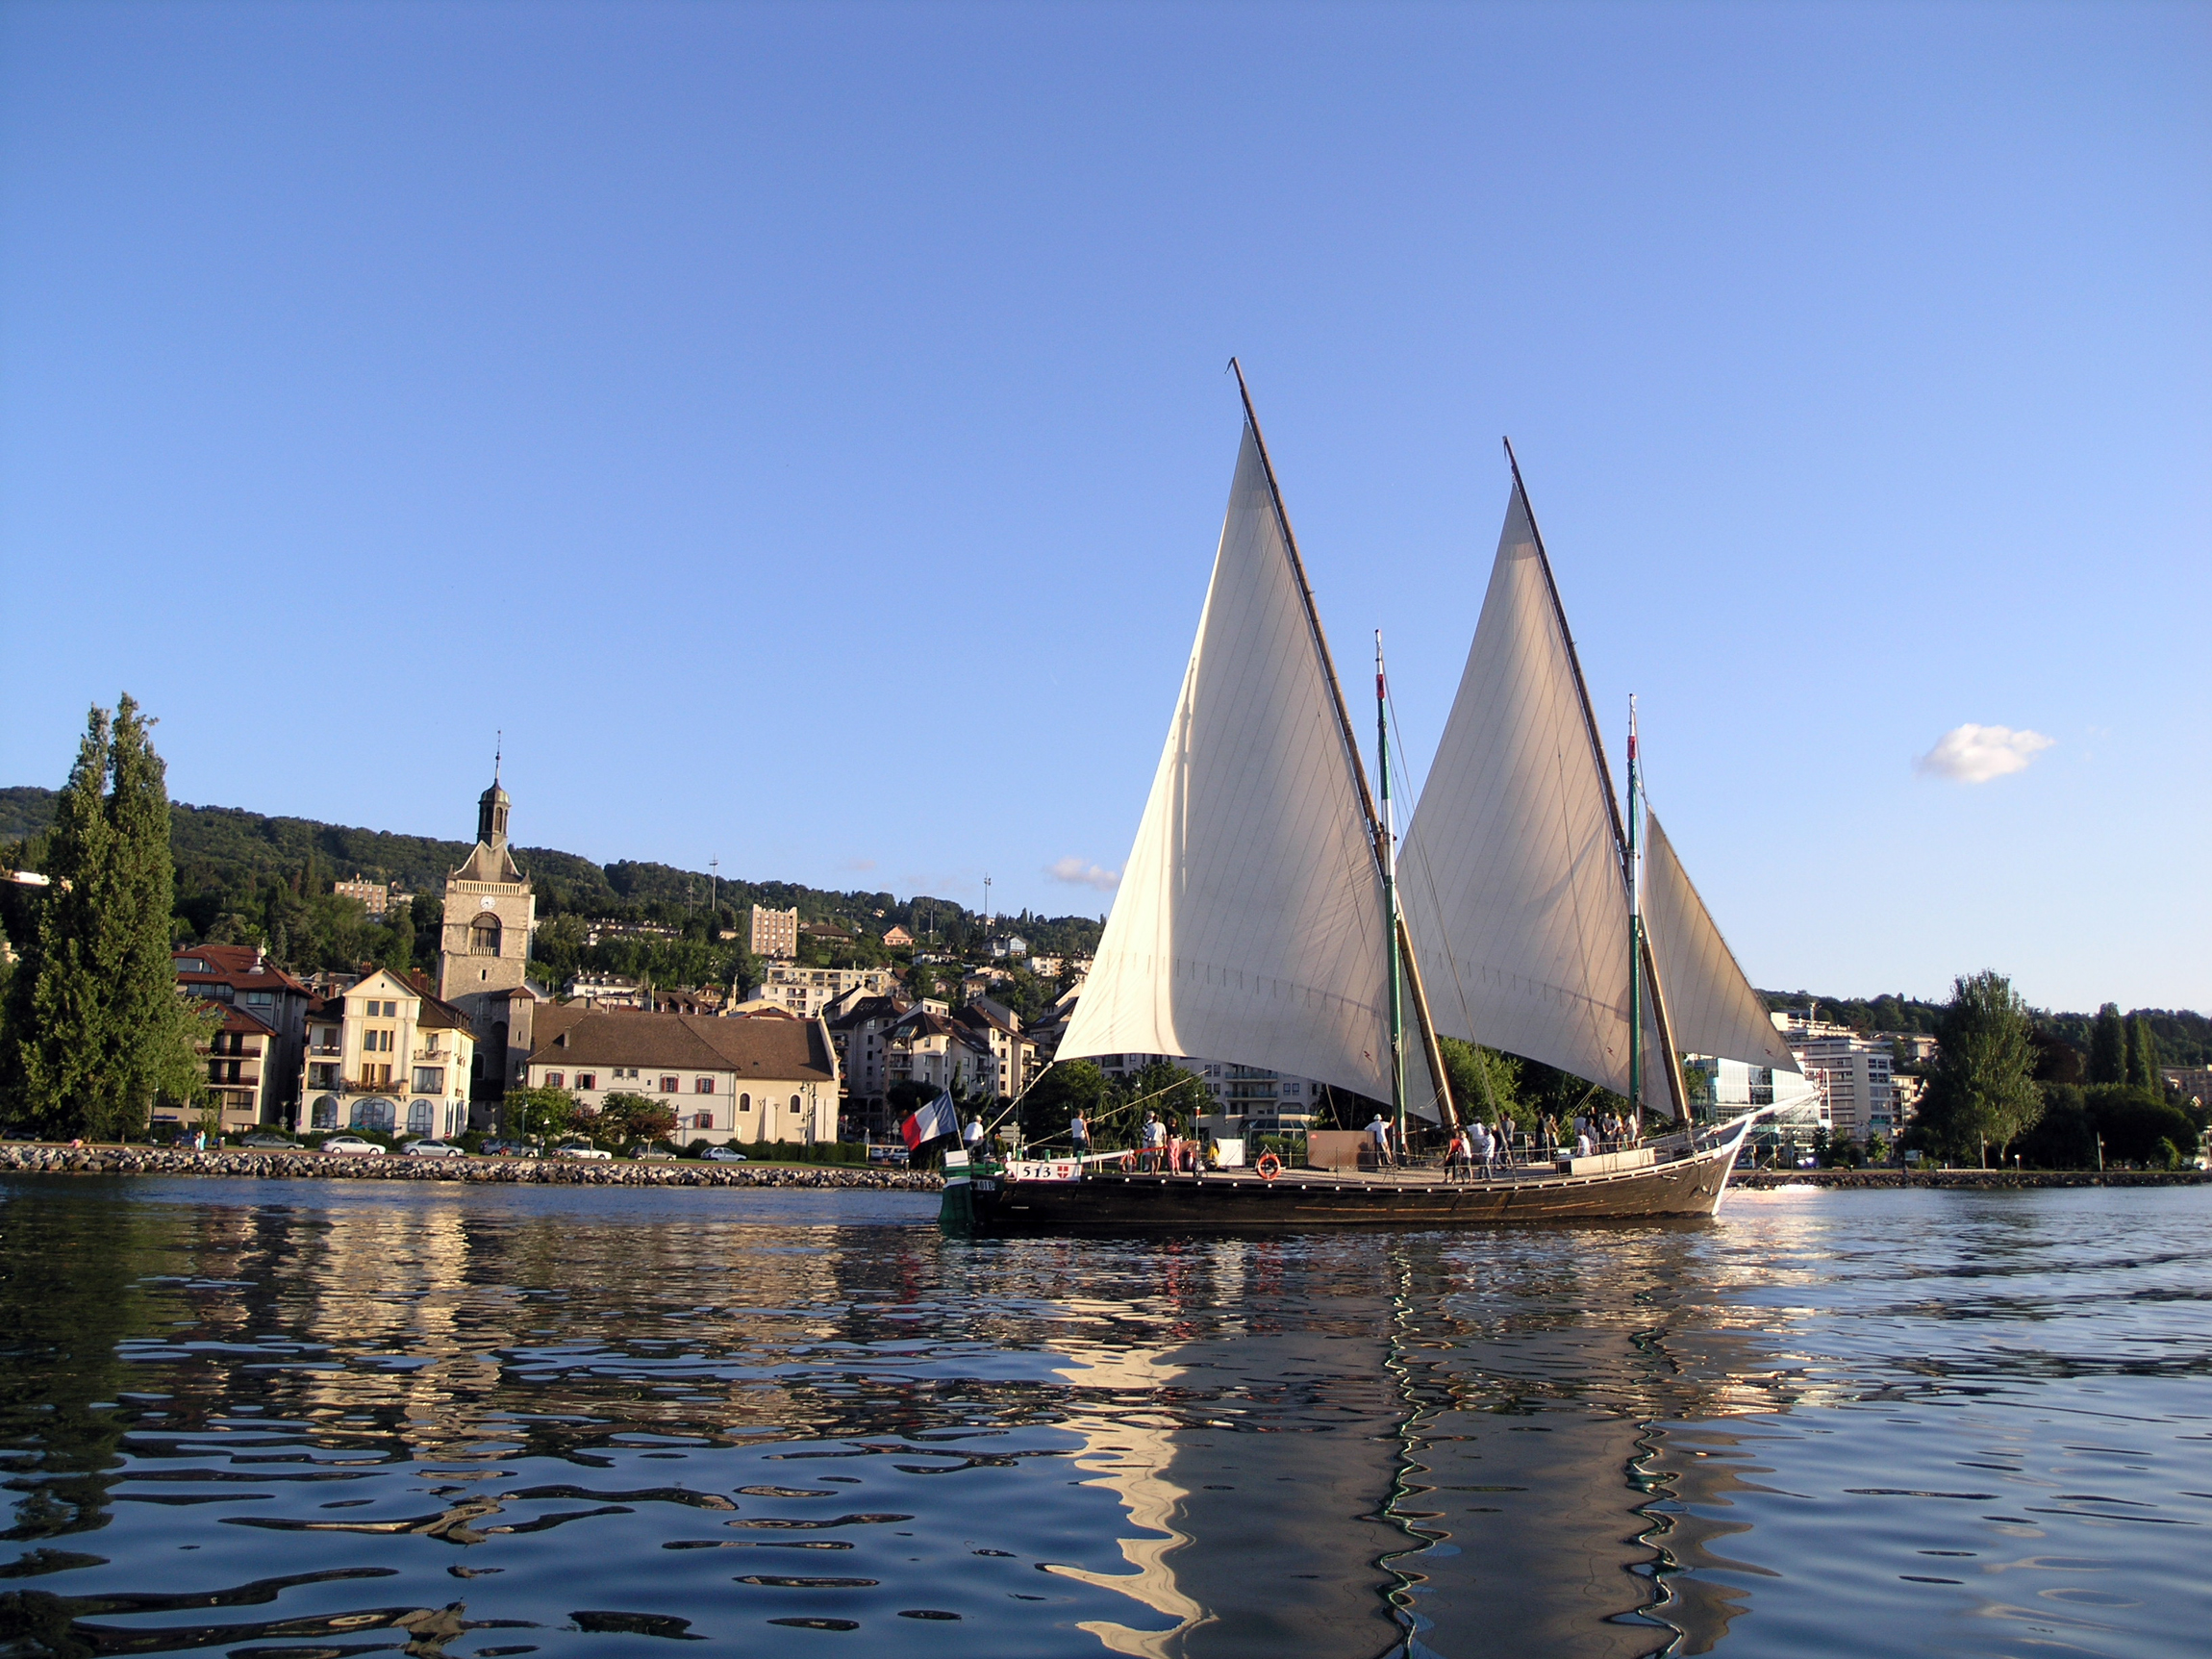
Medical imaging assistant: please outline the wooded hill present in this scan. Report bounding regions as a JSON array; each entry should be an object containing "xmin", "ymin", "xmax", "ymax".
[
  {"xmin": 0, "ymin": 785, "xmax": 1105, "ymax": 984},
  {"xmin": 1757, "ymin": 986, "xmax": 2209, "ymax": 1066}
]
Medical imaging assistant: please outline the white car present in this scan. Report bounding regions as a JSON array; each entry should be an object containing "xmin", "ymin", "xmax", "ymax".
[
  {"xmin": 321, "ymin": 1135, "xmax": 387, "ymax": 1156},
  {"xmin": 404, "ymin": 1140, "xmax": 465, "ymax": 1158},
  {"xmin": 556, "ymin": 1143, "xmax": 613, "ymax": 1161},
  {"xmin": 703, "ymin": 1146, "xmax": 749, "ymax": 1163}
]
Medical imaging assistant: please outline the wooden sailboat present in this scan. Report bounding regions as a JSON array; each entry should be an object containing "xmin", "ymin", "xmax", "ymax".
[{"xmin": 944, "ymin": 370, "xmax": 1797, "ymax": 1235}]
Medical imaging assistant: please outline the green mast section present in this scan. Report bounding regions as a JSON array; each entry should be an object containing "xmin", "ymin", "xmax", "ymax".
[{"xmin": 1378, "ymin": 632, "xmax": 1406, "ymax": 1154}]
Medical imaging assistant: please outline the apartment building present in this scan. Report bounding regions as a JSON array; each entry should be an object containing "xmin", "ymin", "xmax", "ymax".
[
  {"xmin": 750, "ymin": 905, "xmax": 799, "ymax": 961},
  {"xmin": 524, "ymin": 1006, "xmax": 840, "ymax": 1147},
  {"xmin": 1772, "ymin": 1012, "xmax": 1898, "ymax": 1143},
  {"xmin": 884, "ymin": 1008, "xmax": 1000, "ymax": 1100},
  {"xmin": 151, "ymin": 1003, "xmax": 285, "ymax": 1140},
  {"xmin": 172, "ymin": 944, "xmax": 313, "ymax": 1121},
  {"xmin": 302, "ymin": 968, "xmax": 478, "ymax": 1140},
  {"xmin": 756, "ymin": 963, "xmax": 898, "ymax": 1018}
]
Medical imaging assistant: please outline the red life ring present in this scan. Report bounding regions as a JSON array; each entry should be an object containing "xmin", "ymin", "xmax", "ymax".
[{"xmin": 1255, "ymin": 1152, "xmax": 1282, "ymax": 1181}]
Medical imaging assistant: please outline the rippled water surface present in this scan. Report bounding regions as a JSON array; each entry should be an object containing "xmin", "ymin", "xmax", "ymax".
[{"xmin": 0, "ymin": 1177, "xmax": 2204, "ymax": 1658}]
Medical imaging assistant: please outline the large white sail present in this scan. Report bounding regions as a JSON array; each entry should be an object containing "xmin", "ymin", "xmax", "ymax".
[
  {"xmin": 1399, "ymin": 480, "xmax": 1642, "ymax": 1097},
  {"xmin": 1058, "ymin": 420, "xmax": 1436, "ymax": 1117},
  {"xmin": 1643, "ymin": 812, "xmax": 1802, "ymax": 1076}
]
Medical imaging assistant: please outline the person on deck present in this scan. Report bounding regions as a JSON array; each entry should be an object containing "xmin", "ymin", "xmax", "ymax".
[
  {"xmin": 1366, "ymin": 1113, "xmax": 1394, "ymax": 1169},
  {"xmin": 1069, "ymin": 1111, "xmax": 1090, "ymax": 1157},
  {"xmin": 1574, "ymin": 1126, "xmax": 1595, "ymax": 1158},
  {"xmin": 963, "ymin": 1116, "xmax": 985, "ymax": 1156},
  {"xmin": 1471, "ymin": 1119, "xmax": 1495, "ymax": 1179},
  {"xmin": 1445, "ymin": 1128, "xmax": 1469, "ymax": 1181},
  {"xmin": 1142, "ymin": 1113, "xmax": 1166, "ymax": 1172}
]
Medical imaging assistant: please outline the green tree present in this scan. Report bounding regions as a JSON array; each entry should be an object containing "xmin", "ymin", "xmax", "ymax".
[
  {"xmin": 2124, "ymin": 1016, "xmax": 2161, "ymax": 1093},
  {"xmin": 1438, "ymin": 1037, "xmax": 1526, "ymax": 1128},
  {"xmin": 1018, "ymin": 1059, "xmax": 1107, "ymax": 1146},
  {"xmin": 598, "ymin": 1090, "xmax": 677, "ymax": 1145},
  {"xmin": 1915, "ymin": 969, "xmax": 2043, "ymax": 1167},
  {"xmin": 506, "ymin": 1084, "xmax": 576, "ymax": 1141},
  {"xmin": 0, "ymin": 698, "xmax": 214, "ymax": 1139},
  {"xmin": 2086, "ymin": 1002, "xmax": 2126, "ymax": 1085}
]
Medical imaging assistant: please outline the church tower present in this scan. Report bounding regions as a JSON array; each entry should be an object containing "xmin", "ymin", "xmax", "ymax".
[{"xmin": 440, "ymin": 751, "xmax": 539, "ymax": 1116}]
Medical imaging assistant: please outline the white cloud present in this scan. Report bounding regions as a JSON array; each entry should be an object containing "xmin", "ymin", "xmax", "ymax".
[
  {"xmin": 1915, "ymin": 723, "xmax": 2055, "ymax": 784},
  {"xmin": 1045, "ymin": 855, "xmax": 1121, "ymax": 892},
  {"xmin": 841, "ymin": 856, "xmax": 877, "ymax": 872}
]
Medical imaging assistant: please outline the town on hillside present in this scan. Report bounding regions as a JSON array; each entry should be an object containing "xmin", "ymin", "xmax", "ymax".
[{"xmin": 7, "ymin": 763, "xmax": 2206, "ymax": 1166}]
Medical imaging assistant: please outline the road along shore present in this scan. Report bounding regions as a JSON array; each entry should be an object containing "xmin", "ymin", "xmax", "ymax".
[
  {"xmin": 0, "ymin": 1144, "xmax": 943, "ymax": 1190},
  {"xmin": 1732, "ymin": 1167, "xmax": 2207, "ymax": 1190}
]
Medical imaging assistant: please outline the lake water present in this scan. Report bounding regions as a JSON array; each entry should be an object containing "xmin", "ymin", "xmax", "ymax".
[{"xmin": 0, "ymin": 1177, "xmax": 2203, "ymax": 1658}]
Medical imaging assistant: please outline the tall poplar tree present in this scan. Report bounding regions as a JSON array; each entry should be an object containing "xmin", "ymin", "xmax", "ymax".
[
  {"xmin": 2087, "ymin": 1003, "xmax": 2126, "ymax": 1086},
  {"xmin": 2124, "ymin": 1016, "xmax": 2161, "ymax": 1093},
  {"xmin": 0, "ymin": 698, "xmax": 213, "ymax": 1139}
]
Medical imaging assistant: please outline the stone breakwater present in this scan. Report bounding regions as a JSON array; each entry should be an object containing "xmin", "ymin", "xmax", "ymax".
[
  {"xmin": 1733, "ymin": 1167, "xmax": 2207, "ymax": 1191},
  {"xmin": 0, "ymin": 1144, "xmax": 943, "ymax": 1191}
]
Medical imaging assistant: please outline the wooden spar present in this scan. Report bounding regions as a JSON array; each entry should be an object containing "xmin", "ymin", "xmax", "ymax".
[
  {"xmin": 1501, "ymin": 438, "xmax": 1687, "ymax": 1118},
  {"xmin": 1229, "ymin": 358, "xmax": 1457, "ymax": 1131}
]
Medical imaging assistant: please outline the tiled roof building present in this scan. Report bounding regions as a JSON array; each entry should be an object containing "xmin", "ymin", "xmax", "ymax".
[{"xmin": 525, "ymin": 1007, "xmax": 841, "ymax": 1147}]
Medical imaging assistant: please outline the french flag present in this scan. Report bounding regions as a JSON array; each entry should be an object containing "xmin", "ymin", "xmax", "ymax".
[{"xmin": 900, "ymin": 1090, "xmax": 957, "ymax": 1152}]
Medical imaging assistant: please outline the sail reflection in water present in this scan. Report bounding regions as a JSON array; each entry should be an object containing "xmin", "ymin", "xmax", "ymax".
[{"xmin": 0, "ymin": 1178, "xmax": 2205, "ymax": 1658}]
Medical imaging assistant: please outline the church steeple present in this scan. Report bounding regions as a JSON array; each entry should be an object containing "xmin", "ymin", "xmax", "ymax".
[{"xmin": 478, "ymin": 736, "xmax": 510, "ymax": 851}]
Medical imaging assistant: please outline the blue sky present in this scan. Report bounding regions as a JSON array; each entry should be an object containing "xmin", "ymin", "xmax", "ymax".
[{"xmin": 3, "ymin": 1, "xmax": 2205, "ymax": 1014}]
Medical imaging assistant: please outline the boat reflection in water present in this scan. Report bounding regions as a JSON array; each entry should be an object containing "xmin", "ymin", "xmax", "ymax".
[{"xmin": 0, "ymin": 1179, "xmax": 2205, "ymax": 1658}]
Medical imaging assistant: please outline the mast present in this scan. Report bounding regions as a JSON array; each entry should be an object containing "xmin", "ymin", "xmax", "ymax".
[
  {"xmin": 1501, "ymin": 438, "xmax": 1686, "ymax": 1119},
  {"xmin": 1628, "ymin": 697, "xmax": 1643, "ymax": 1117},
  {"xmin": 1631, "ymin": 713, "xmax": 1689, "ymax": 1123},
  {"xmin": 1230, "ymin": 359, "xmax": 1455, "ymax": 1131},
  {"xmin": 1378, "ymin": 633, "xmax": 1406, "ymax": 1149}
]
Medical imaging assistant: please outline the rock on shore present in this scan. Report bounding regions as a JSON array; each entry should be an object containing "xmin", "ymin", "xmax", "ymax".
[{"xmin": 0, "ymin": 1144, "xmax": 943, "ymax": 1191}]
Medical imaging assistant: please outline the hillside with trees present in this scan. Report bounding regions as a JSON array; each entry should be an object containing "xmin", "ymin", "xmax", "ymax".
[{"xmin": 1, "ymin": 783, "xmax": 1104, "ymax": 993}]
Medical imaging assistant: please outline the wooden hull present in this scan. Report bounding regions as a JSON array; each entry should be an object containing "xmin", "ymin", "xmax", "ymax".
[{"xmin": 949, "ymin": 1130, "xmax": 1745, "ymax": 1236}]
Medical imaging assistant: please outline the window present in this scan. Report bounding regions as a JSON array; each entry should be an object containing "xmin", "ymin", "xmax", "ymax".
[
  {"xmin": 311, "ymin": 1094, "xmax": 338, "ymax": 1128},
  {"xmin": 408, "ymin": 1099, "xmax": 434, "ymax": 1135},
  {"xmin": 246, "ymin": 991, "xmax": 272, "ymax": 1008},
  {"xmin": 575, "ymin": 1073, "xmax": 596, "ymax": 1091},
  {"xmin": 693, "ymin": 1077, "xmax": 714, "ymax": 1094},
  {"xmin": 692, "ymin": 1112, "xmax": 713, "ymax": 1130},
  {"xmin": 740, "ymin": 1093, "xmax": 751, "ymax": 1112},
  {"xmin": 351, "ymin": 1098, "xmax": 394, "ymax": 1131},
  {"xmin": 469, "ymin": 915, "xmax": 501, "ymax": 956},
  {"xmin": 659, "ymin": 1076, "xmax": 679, "ymax": 1093},
  {"xmin": 309, "ymin": 1064, "xmax": 338, "ymax": 1089},
  {"xmin": 413, "ymin": 1068, "xmax": 443, "ymax": 1094},
  {"xmin": 545, "ymin": 1071, "xmax": 565, "ymax": 1089},
  {"xmin": 790, "ymin": 1094, "xmax": 803, "ymax": 1114}
]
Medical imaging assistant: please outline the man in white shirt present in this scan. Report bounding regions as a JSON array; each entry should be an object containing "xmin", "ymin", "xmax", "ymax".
[
  {"xmin": 1366, "ymin": 1113, "xmax": 1393, "ymax": 1169},
  {"xmin": 1069, "ymin": 1111, "xmax": 1090, "ymax": 1157}
]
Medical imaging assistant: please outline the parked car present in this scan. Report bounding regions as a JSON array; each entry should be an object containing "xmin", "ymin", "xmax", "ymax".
[
  {"xmin": 634, "ymin": 1145, "xmax": 676, "ymax": 1161},
  {"xmin": 703, "ymin": 1145, "xmax": 748, "ymax": 1163},
  {"xmin": 404, "ymin": 1140, "xmax": 465, "ymax": 1158},
  {"xmin": 321, "ymin": 1135, "xmax": 387, "ymax": 1156},
  {"xmin": 241, "ymin": 1134, "xmax": 297, "ymax": 1150},
  {"xmin": 479, "ymin": 1139, "xmax": 536, "ymax": 1158},
  {"xmin": 866, "ymin": 1144, "xmax": 909, "ymax": 1168},
  {"xmin": 3, "ymin": 1129, "xmax": 42, "ymax": 1144},
  {"xmin": 556, "ymin": 1142, "xmax": 613, "ymax": 1161}
]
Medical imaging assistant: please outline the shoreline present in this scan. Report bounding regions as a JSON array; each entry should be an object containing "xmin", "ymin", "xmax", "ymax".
[
  {"xmin": 1731, "ymin": 1167, "xmax": 2207, "ymax": 1190},
  {"xmin": 0, "ymin": 1143, "xmax": 943, "ymax": 1190}
]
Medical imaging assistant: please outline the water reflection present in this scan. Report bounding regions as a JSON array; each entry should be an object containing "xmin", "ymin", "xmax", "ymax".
[{"xmin": 0, "ymin": 1178, "xmax": 2204, "ymax": 1658}]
